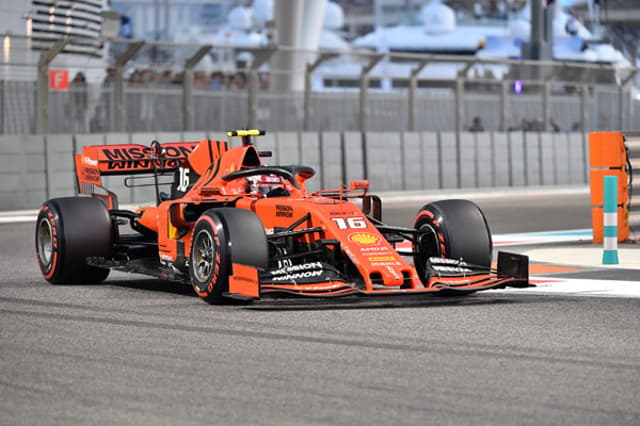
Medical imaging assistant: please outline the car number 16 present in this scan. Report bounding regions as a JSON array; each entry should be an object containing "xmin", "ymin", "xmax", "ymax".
[{"xmin": 331, "ymin": 217, "xmax": 367, "ymax": 229}]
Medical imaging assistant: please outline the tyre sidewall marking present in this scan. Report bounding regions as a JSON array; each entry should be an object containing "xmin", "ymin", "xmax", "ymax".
[
  {"xmin": 37, "ymin": 205, "xmax": 61, "ymax": 280},
  {"xmin": 191, "ymin": 215, "xmax": 223, "ymax": 297},
  {"xmin": 415, "ymin": 210, "xmax": 447, "ymax": 258}
]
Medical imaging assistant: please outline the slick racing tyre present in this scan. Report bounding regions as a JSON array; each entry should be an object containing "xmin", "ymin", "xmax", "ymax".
[
  {"xmin": 189, "ymin": 208, "xmax": 268, "ymax": 304},
  {"xmin": 36, "ymin": 197, "xmax": 113, "ymax": 284},
  {"xmin": 413, "ymin": 199, "xmax": 492, "ymax": 283}
]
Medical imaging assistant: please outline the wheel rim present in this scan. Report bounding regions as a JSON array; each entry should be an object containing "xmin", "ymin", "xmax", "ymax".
[
  {"xmin": 37, "ymin": 218, "xmax": 54, "ymax": 267},
  {"xmin": 415, "ymin": 223, "xmax": 438, "ymax": 256},
  {"xmin": 192, "ymin": 229, "xmax": 215, "ymax": 283}
]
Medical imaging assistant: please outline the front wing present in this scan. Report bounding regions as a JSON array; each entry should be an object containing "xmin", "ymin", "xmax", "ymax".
[{"xmin": 226, "ymin": 252, "xmax": 530, "ymax": 299}]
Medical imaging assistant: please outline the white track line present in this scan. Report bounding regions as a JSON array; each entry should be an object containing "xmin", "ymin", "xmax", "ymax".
[
  {"xmin": 0, "ymin": 215, "xmax": 38, "ymax": 223},
  {"xmin": 496, "ymin": 277, "xmax": 640, "ymax": 299}
]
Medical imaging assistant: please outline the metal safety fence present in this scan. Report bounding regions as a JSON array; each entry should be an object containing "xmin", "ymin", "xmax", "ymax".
[{"xmin": 1, "ymin": 34, "xmax": 638, "ymax": 136}]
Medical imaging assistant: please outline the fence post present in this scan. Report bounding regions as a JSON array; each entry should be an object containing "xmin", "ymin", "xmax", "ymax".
[
  {"xmin": 182, "ymin": 45, "xmax": 211, "ymax": 132},
  {"xmin": 408, "ymin": 59, "xmax": 429, "ymax": 132},
  {"xmin": 602, "ymin": 175, "xmax": 619, "ymax": 264},
  {"xmin": 36, "ymin": 37, "xmax": 70, "ymax": 134},
  {"xmin": 454, "ymin": 77, "xmax": 464, "ymax": 136},
  {"xmin": 247, "ymin": 46, "xmax": 276, "ymax": 129},
  {"xmin": 0, "ymin": 80, "xmax": 4, "ymax": 134},
  {"xmin": 579, "ymin": 84, "xmax": 588, "ymax": 132},
  {"xmin": 500, "ymin": 80, "xmax": 509, "ymax": 131},
  {"xmin": 542, "ymin": 80, "xmax": 550, "ymax": 131},
  {"xmin": 454, "ymin": 61, "xmax": 474, "ymax": 138},
  {"xmin": 112, "ymin": 41, "xmax": 144, "ymax": 132},
  {"xmin": 304, "ymin": 53, "xmax": 338, "ymax": 131},
  {"xmin": 618, "ymin": 70, "xmax": 638, "ymax": 131},
  {"xmin": 358, "ymin": 54, "xmax": 383, "ymax": 132}
]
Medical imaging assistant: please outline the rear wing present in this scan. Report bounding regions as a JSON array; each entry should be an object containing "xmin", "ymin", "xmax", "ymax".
[
  {"xmin": 76, "ymin": 142, "xmax": 199, "ymax": 177},
  {"xmin": 75, "ymin": 141, "xmax": 201, "ymax": 207}
]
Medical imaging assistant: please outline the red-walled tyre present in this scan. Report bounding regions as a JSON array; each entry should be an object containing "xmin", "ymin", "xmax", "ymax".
[
  {"xmin": 189, "ymin": 208, "xmax": 268, "ymax": 304},
  {"xmin": 36, "ymin": 197, "xmax": 113, "ymax": 284},
  {"xmin": 413, "ymin": 199, "xmax": 492, "ymax": 284}
]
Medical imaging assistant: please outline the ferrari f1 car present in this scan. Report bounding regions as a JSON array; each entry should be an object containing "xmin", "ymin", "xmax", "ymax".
[{"xmin": 35, "ymin": 130, "xmax": 528, "ymax": 303}]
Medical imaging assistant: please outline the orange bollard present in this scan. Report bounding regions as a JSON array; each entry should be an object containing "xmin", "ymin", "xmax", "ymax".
[{"xmin": 589, "ymin": 132, "xmax": 629, "ymax": 243}]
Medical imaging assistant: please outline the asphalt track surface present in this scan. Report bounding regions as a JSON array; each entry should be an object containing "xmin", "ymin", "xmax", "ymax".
[{"xmin": 2, "ymin": 190, "xmax": 640, "ymax": 425}]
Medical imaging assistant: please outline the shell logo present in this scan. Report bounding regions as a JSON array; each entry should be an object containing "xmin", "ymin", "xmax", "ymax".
[{"xmin": 349, "ymin": 232, "xmax": 380, "ymax": 245}]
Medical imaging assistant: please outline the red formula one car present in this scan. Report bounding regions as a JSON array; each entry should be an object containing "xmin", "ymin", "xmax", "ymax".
[{"xmin": 35, "ymin": 130, "xmax": 528, "ymax": 303}]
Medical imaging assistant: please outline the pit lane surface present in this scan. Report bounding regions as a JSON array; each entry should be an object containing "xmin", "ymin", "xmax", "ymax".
[{"xmin": 2, "ymin": 190, "xmax": 640, "ymax": 425}]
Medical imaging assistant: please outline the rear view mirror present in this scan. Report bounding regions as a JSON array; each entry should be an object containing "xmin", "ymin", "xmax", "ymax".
[{"xmin": 350, "ymin": 180, "xmax": 369, "ymax": 191}]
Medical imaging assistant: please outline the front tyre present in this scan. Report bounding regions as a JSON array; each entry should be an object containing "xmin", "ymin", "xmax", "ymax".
[
  {"xmin": 189, "ymin": 208, "xmax": 268, "ymax": 304},
  {"xmin": 413, "ymin": 199, "xmax": 492, "ymax": 284},
  {"xmin": 36, "ymin": 197, "xmax": 113, "ymax": 284}
]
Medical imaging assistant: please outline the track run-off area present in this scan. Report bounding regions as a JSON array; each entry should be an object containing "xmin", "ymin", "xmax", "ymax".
[{"xmin": 1, "ymin": 186, "xmax": 639, "ymax": 425}]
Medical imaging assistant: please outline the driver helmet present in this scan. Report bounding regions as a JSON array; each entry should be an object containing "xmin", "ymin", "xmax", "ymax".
[{"xmin": 246, "ymin": 173, "xmax": 285, "ymax": 195}]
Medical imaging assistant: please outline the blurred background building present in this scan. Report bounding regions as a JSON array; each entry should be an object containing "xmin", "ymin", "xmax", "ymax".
[{"xmin": 0, "ymin": 0, "xmax": 638, "ymax": 134}]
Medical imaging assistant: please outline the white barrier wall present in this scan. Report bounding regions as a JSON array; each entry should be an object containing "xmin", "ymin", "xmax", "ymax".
[
  {"xmin": 0, "ymin": 135, "xmax": 47, "ymax": 210},
  {"xmin": 320, "ymin": 132, "xmax": 342, "ymax": 190},
  {"xmin": 509, "ymin": 132, "xmax": 526, "ymax": 186},
  {"xmin": 0, "ymin": 131, "xmax": 589, "ymax": 210},
  {"xmin": 401, "ymin": 132, "xmax": 422, "ymax": 190},
  {"xmin": 299, "ymin": 132, "xmax": 321, "ymax": 193},
  {"xmin": 420, "ymin": 132, "xmax": 440, "ymax": 189},
  {"xmin": 365, "ymin": 132, "xmax": 403, "ymax": 191},
  {"xmin": 439, "ymin": 132, "xmax": 459, "ymax": 189},
  {"xmin": 492, "ymin": 132, "xmax": 510, "ymax": 187}
]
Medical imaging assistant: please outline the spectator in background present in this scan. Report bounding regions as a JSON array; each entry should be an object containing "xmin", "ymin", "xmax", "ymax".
[
  {"xmin": 194, "ymin": 71, "xmax": 208, "ymax": 88},
  {"xmin": 230, "ymin": 71, "xmax": 247, "ymax": 90},
  {"xmin": 69, "ymin": 72, "xmax": 87, "ymax": 133},
  {"xmin": 469, "ymin": 116, "xmax": 485, "ymax": 132},
  {"xmin": 210, "ymin": 71, "xmax": 225, "ymax": 89},
  {"xmin": 473, "ymin": 1, "xmax": 484, "ymax": 19},
  {"xmin": 259, "ymin": 71, "xmax": 270, "ymax": 90}
]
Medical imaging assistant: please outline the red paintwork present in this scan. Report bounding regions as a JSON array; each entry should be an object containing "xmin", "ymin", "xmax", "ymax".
[{"xmin": 75, "ymin": 137, "xmax": 517, "ymax": 298}]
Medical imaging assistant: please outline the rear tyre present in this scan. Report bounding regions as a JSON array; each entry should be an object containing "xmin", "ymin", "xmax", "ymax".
[
  {"xmin": 189, "ymin": 208, "xmax": 268, "ymax": 304},
  {"xmin": 413, "ymin": 199, "xmax": 492, "ymax": 283},
  {"xmin": 36, "ymin": 197, "xmax": 113, "ymax": 284}
]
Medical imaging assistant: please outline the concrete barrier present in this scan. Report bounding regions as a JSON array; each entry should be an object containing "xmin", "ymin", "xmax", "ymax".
[
  {"xmin": 0, "ymin": 130, "xmax": 589, "ymax": 210},
  {"xmin": 0, "ymin": 134, "xmax": 46, "ymax": 210},
  {"xmin": 401, "ymin": 132, "xmax": 422, "ymax": 190},
  {"xmin": 181, "ymin": 131, "xmax": 210, "ymax": 142},
  {"xmin": 255, "ymin": 131, "xmax": 277, "ymax": 159},
  {"xmin": 492, "ymin": 132, "xmax": 510, "ymax": 187},
  {"xmin": 540, "ymin": 132, "xmax": 556, "ymax": 185},
  {"xmin": 74, "ymin": 134, "xmax": 104, "ymax": 153},
  {"xmin": 45, "ymin": 134, "xmax": 75, "ymax": 200},
  {"xmin": 524, "ymin": 132, "xmax": 541, "ymax": 186},
  {"xmin": 365, "ymin": 132, "xmax": 403, "ymax": 191},
  {"xmin": 320, "ymin": 131, "xmax": 342, "ymax": 190},
  {"xmin": 439, "ymin": 132, "xmax": 459, "ymax": 189},
  {"xmin": 275, "ymin": 132, "xmax": 300, "ymax": 165},
  {"xmin": 343, "ymin": 132, "xmax": 364, "ymax": 184},
  {"xmin": 568, "ymin": 132, "xmax": 586, "ymax": 184},
  {"xmin": 104, "ymin": 133, "xmax": 132, "ymax": 206},
  {"xmin": 156, "ymin": 132, "xmax": 182, "ymax": 143},
  {"xmin": 421, "ymin": 132, "xmax": 440, "ymax": 189},
  {"xmin": 508, "ymin": 132, "xmax": 526, "ymax": 186},
  {"xmin": 299, "ymin": 132, "xmax": 321, "ymax": 192},
  {"xmin": 553, "ymin": 133, "xmax": 570, "ymax": 185},
  {"xmin": 459, "ymin": 132, "xmax": 476, "ymax": 188},
  {"xmin": 476, "ymin": 132, "xmax": 493, "ymax": 188}
]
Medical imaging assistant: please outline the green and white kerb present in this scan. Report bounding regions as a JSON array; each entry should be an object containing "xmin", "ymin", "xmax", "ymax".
[{"xmin": 602, "ymin": 175, "xmax": 619, "ymax": 265}]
